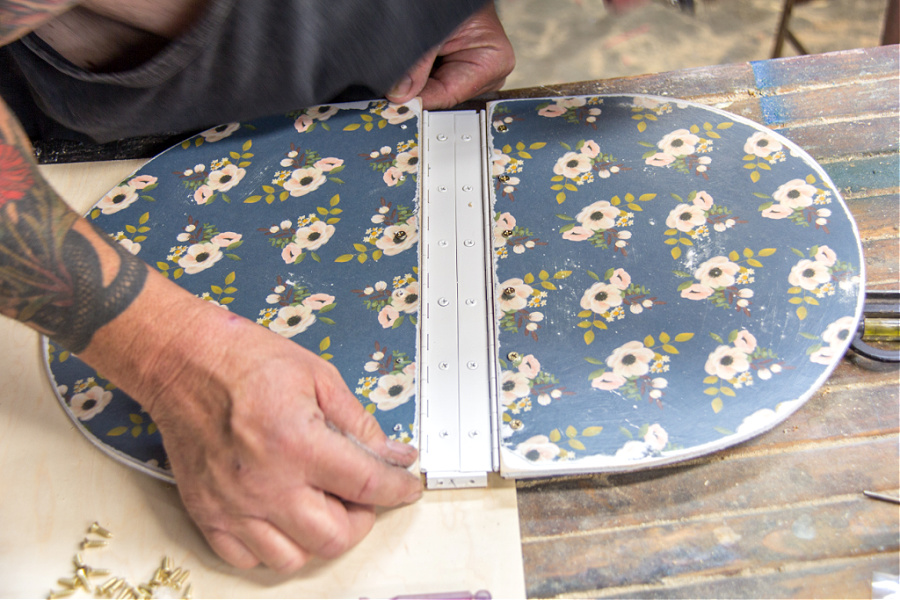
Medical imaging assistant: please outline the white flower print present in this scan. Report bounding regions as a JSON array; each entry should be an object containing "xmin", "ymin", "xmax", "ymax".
[
  {"xmin": 283, "ymin": 166, "xmax": 327, "ymax": 197},
  {"xmin": 517, "ymin": 354, "xmax": 541, "ymax": 379},
  {"xmin": 193, "ymin": 185, "xmax": 213, "ymax": 205},
  {"xmin": 744, "ymin": 131, "xmax": 783, "ymax": 157},
  {"xmin": 177, "ymin": 242, "xmax": 224, "ymax": 274},
  {"xmin": 206, "ymin": 164, "xmax": 246, "ymax": 192},
  {"xmin": 814, "ymin": 245, "xmax": 837, "ymax": 267},
  {"xmin": 500, "ymin": 370, "xmax": 531, "ymax": 406},
  {"xmin": 301, "ymin": 293, "xmax": 335, "ymax": 310},
  {"xmin": 200, "ymin": 123, "xmax": 240, "ymax": 142},
  {"xmin": 378, "ymin": 305, "xmax": 400, "ymax": 328},
  {"xmin": 391, "ymin": 282, "xmax": 420, "ymax": 314},
  {"xmin": 809, "ymin": 315, "xmax": 856, "ymax": 364},
  {"xmin": 821, "ymin": 315, "xmax": 856, "ymax": 348},
  {"xmin": 809, "ymin": 344, "xmax": 840, "ymax": 365},
  {"xmin": 692, "ymin": 191, "xmax": 714, "ymax": 210},
  {"xmin": 293, "ymin": 220, "xmax": 335, "ymax": 252},
  {"xmin": 369, "ymin": 372, "xmax": 415, "ymax": 410},
  {"xmin": 644, "ymin": 424, "xmax": 668, "ymax": 452},
  {"xmin": 376, "ymin": 219, "xmax": 418, "ymax": 256},
  {"xmin": 494, "ymin": 212, "xmax": 516, "ymax": 247},
  {"xmin": 269, "ymin": 304, "xmax": 316, "ymax": 337},
  {"xmin": 580, "ymin": 282, "xmax": 624, "ymax": 314},
  {"xmin": 97, "ymin": 185, "xmax": 139, "ymax": 215},
  {"xmin": 498, "ymin": 278, "xmax": 534, "ymax": 312},
  {"xmin": 515, "ymin": 435, "xmax": 560, "ymax": 462},
  {"xmin": 492, "ymin": 149, "xmax": 511, "ymax": 177},
  {"xmin": 788, "ymin": 259, "xmax": 831, "ymax": 291},
  {"xmin": 646, "ymin": 153, "xmax": 676, "ymax": 167},
  {"xmin": 615, "ymin": 440, "xmax": 652, "ymax": 460},
  {"xmin": 313, "ymin": 157, "xmax": 344, "ymax": 172},
  {"xmin": 695, "ymin": 256, "xmax": 741, "ymax": 289},
  {"xmin": 591, "ymin": 371, "xmax": 626, "ymax": 391},
  {"xmin": 307, "ymin": 104, "xmax": 339, "ymax": 121},
  {"xmin": 69, "ymin": 385, "xmax": 113, "ymax": 421},
  {"xmin": 658, "ymin": 129, "xmax": 700, "ymax": 157},
  {"xmin": 773, "ymin": 179, "xmax": 818, "ymax": 209},
  {"xmin": 211, "ymin": 232, "xmax": 242, "ymax": 247},
  {"xmin": 666, "ymin": 203, "xmax": 706, "ymax": 232},
  {"xmin": 383, "ymin": 167, "xmax": 402, "ymax": 186},
  {"xmin": 118, "ymin": 238, "xmax": 141, "ymax": 255},
  {"xmin": 704, "ymin": 345, "xmax": 750, "ymax": 380},
  {"xmin": 761, "ymin": 203, "xmax": 793, "ymax": 219},
  {"xmin": 609, "ymin": 268, "xmax": 631, "ymax": 290},
  {"xmin": 128, "ymin": 175, "xmax": 157, "ymax": 190},
  {"xmin": 606, "ymin": 341, "xmax": 655, "ymax": 378},
  {"xmin": 576, "ymin": 200, "xmax": 619, "ymax": 231},
  {"xmin": 537, "ymin": 104, "xmax": 567, "ymax": 118},
  {"xmin": 395, "ymin": 147, "xmax": 419, "ymax": 174},
  {"xmin": 681, "ymin": 283, "xmax": 715, "ymax": 300},
  {"xmin": 380, "ymin": 103, "xmax": 416, "ymax": 125},
  {"xmin": 553, "ymin": 152, "xmax": 592, "ymax": 179},
  {"xmin": 732, "ymin": 330, "xmax": 758, "ymax": 354}
]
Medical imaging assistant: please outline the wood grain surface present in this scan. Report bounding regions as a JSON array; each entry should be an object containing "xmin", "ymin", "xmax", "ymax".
[{"xmin": 501, "ymin": 46, "xmax": 900, "ymax": 598}]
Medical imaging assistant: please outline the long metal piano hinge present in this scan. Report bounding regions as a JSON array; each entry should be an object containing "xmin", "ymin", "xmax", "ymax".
[{"xmin": 418, "ymin": 110, "xmax": 498, "ymax": 489}]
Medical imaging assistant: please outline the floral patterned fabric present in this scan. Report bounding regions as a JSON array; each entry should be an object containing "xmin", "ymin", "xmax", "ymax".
[
  {"xmin": 488, "ymin": 95, "xmax": 863, "ymax": 475},
  {"xmin": 43, "ymin": 94, "xmax": 864, "ymax": 482},
  {"xmin": 45, "ymin": 100, "xmax": 421, "ymax": 480}
]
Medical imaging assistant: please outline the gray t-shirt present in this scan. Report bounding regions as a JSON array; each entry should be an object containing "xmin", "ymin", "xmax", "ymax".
[{"xmin": 1, "ymin": 0, "xmax": 485, "ymax": 143}]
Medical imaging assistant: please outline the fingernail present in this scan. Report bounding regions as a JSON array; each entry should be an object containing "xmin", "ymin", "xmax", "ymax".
[
  {"xmin": 403, "ymin": 487, "xmax": 423, "ymax": 504},
  {"xmin": 388, "ymin": 75, "xmax": 413, "ymax": 99},
  {"xmin": 386, "ymin": 439, "xmax": 417, "ymax": 458}
]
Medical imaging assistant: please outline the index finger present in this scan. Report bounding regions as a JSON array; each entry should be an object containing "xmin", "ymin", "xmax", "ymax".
[{"xmin": 308, "ymin": 421, "xmax": 423, "ymax": 507}]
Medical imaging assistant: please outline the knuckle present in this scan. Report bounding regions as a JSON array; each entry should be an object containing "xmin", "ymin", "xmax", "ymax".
[
  {"xmin": 316, "ymin": 522, "xmax": 353, "ymax": 559},
  {"xmin": 271, "ymin": 551, "xmax": 309, "ymax": 574},
  {"xmin": 355, "ymin": 470, "xmax": 381, "ymax": 504}
]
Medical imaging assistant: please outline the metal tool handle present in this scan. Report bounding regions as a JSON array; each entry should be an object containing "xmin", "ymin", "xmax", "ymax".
[{"xmin": 850, "ymin": 290, "xmax": 900, "ymax": 363}]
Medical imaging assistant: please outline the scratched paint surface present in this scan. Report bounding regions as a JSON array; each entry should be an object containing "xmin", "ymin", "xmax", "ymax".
[{"xmin": 487, "ymin": 95, "xmax": 866, "ymax": 476}]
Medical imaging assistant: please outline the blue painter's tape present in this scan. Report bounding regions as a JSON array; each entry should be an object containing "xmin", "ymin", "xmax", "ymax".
[{"xmin": 750, "ymin": 59, "xmax": 788, "ymax": 127}]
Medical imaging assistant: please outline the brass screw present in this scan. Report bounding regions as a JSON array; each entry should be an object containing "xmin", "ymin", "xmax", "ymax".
[
  {"xmin": 175, "ymin": 569, "xmax": 191, "ymax": 588},
  {"xmin": 98, "ymin": 577, "xmax": 119, "ymax": 595},
  {"xmin": 507, "ymin": 351, "xmax": 520, "ymax": 361},
  {"xmin": 81, "ymin": 537, "xmax": 109, "ymax": 549},
  {"xmin": 502, "ymin": 229, "xmax": 513, "ymax": 238},
  {"xmin": 74, "ymin": 568, "xmax": 91, "ymax": 591},
  {"xmin": 497, "ymin": 124, "xmax": 508, "ymax": 132},
  {"xmin": 56, "ymin": 578, "xmax": 77, "ymax": 589},
  {"xmin": 88, "ymin": 522, "xmax": 114, "ymax": 539},
  {"xmin": 87, "ymin": 567, "xmax": 111, "ymax": 578},
  {"xmin": 498, "ymin": 174, "xmax": 510, "ymax": 182}
]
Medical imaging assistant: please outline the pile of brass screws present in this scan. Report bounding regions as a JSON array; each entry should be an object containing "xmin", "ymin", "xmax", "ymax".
[{"xmin": 47, "ymin": 522, "xmax": 194, "ymax": 599}]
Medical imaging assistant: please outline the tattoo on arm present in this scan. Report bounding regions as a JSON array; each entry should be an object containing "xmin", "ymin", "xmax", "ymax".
[{"xmin": 0, "ymin": 108, "xmax": 147, "ymax": 353}]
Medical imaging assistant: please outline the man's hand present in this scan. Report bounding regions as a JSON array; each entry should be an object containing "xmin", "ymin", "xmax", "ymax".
[
  {"xmin": 386, "ymin": 1, "xmax": 515, "ymax": 110},
  {"xmin": 81, "ymin": 272, "xmax": 423, "ymax": 572}
]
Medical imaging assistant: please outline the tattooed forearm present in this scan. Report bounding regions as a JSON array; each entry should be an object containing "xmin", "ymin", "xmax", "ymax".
[
  {"xmin": 1, "ymin": 104, "xmax": 148, "ymax": 353},
  {"xmin": 0, "ymin": 0, "xmax": 79, "ymax": 45}
]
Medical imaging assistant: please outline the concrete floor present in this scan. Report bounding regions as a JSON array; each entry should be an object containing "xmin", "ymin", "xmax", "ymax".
[{"xmin": 497, "ymin": 0, "xmax": 890, "ymax": 89}]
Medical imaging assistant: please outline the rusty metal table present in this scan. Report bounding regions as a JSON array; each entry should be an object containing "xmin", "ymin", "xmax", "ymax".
[{"xmin": 490, "ymin": 45, "xmax": 900, "ymax": 598}]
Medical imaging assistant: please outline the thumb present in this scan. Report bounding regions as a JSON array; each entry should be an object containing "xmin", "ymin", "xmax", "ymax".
[{"xmin": 385, "ymin": 47, "xmax": 439, "ymax": 104}]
